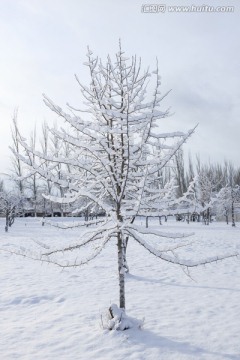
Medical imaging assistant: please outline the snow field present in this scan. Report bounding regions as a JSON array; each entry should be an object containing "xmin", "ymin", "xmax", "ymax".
[{"xmin": 0, "ymin": 218, "xmax": 240, "ymax": 360}]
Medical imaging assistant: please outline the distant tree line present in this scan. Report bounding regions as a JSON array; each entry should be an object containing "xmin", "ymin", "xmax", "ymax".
[{"xmin": 1, "ymin": 111, "xmax": 240, "ymax": 232}]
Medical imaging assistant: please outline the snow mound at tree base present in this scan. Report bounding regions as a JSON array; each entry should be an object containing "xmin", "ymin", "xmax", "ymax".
[{"xmin": 103, "ymin": 304, "xmax": 144, "ymax": 331}]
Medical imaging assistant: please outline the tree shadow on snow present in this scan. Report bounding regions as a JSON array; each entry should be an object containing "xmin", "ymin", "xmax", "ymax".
[
  {"xmin": 126, "ymin": 273, "xmax": 240, "ymax": 293},
  {"xmin": 125, "ymin": 328, "xmax": 239, "ymax": 360},
  {"xmin": 125, "ymin": 273, "xmax": 239, "ymax": 359}
]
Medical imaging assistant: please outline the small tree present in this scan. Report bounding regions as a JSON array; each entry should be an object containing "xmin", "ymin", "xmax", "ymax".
[
  {"xmin": 214, "ymin": 186, "xmax": 229, "ymax": 224},
  {"xmin": 9, "ymin": 110, "xmax": 26, "ymax": 213},
  {"xmin": 0, "ymin": 187, "xmax": 22, "ymax": 232},
  {"xmin": 176, "ymin": 176, "xmax": 203, "ymax": 223},
  {"xmin": 173, "ymin": 149, "xmax": 187, "ymax": 197},
  {"xmin": 39, "ymin": 121, "xmax": 54, "ymax": 216},
  {"xmin": 224, "ymin": 162, "xmax": 240, "ymax": 227},
  {"xmin": 9, "ymin": 45, "xmax": 238, "ymax": 329}
]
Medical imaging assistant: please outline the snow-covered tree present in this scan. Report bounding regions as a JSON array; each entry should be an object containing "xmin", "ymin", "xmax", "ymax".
[
  {"xmin": 139, "ymin": 178, "xmax": 179, "ymax": 227},
  {"xmin": 215, "ymin": 184, "xmax": 240, "ymax": 227},
  {"xmin": 0, "ymin": 187, "xmax": 22, "ymax": 232},
  {"xmin": 225, "ymin": 163, "xmax": 240, "ymax": 227},
  {"xmin": 196, "ymin": 160, "xmax": 219, "ymax": 224},
  {"xmin": 0, "ymin": 179, "xmax": 3, "ymax": 193},
  {"xmin": 230, "ymin": 185, "xmax": 240, "ymax": 226},
  {"xmin": 39, "ymin": 121, "xmax": 54, "ymax": 216},
  {"xmin": 215, "ymin": 186, "xmax": 231, "ymax": 224},
  {"xmin": 9, "ymin": 110, "xmax": 27, "ymax": 213},
  {"xmin": 175, "ymin": 176, "xmax": 203, "ymax": 223},
  {"xmin": 10, "ymin": 45, "xmax": 238, "ymax": 329},
  {"xmin": 24, "ymin": 126, "xmax": 42, "ymax": 217},
  {"xmin": 173, "ymin": 149, "xmax": 187, "ymax": 197}
]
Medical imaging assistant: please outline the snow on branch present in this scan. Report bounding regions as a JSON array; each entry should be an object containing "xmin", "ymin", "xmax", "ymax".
[
  {"xmin": 127, "ymin": 224, "xmax": 194, "ymax": 239},
  {"xmin": 42, "ymin": 223, "xmax": 116, "ymax": 256},
  {"xmin": 126, "ymin": 228, "xmax": 239, "ymax": 268}
]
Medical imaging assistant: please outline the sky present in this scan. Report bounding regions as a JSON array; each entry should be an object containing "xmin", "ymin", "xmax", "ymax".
[{"xmin": 0, "ymin": 0, "xmax": 240, "ymax": 177}]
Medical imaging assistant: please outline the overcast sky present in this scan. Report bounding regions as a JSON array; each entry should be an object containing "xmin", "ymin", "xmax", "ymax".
[{"xmin": 0, "ymin": 0, "xmax": 239, "ymax": 176}]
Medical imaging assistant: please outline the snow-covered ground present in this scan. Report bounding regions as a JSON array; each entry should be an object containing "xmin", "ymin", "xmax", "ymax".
[{"xmin": 1, "ymin": 217, "xmax": 240, "ymax": 360}]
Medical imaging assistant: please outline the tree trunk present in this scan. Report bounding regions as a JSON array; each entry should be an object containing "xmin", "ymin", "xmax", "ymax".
[
  {"xmin": 5, "ymin": 210, "xmax": 9, "ymax": 232},
  {"xmin": 206, "ymin": 208, "xmax": 210, "ymax": 225},
  {"xmin": 117, "ymin": 231, "xmax": 125, "ymax": 309},
  {"xmin": 123, "ymin": 217, "xmax": 134, "ymax": 273},
  {"xmin": 61, "ymin": 206, "xmax": 64, "ymax": 217},
  {"xmin": 123, "ymin": 236, "xmax": 129, "ymax": 273},
  {"xmin": 9, "ymin": 213, "xmax": 15, "ymax": 227},
  {"xmin": 85, "ymin": 208, "xmax": 89, "ymax": 222},
  {"xmin": 231, "ymin": 200, "xmax": 235, "ymax": 227},
  {"xmin": 225, "ymin": 209, "xmax": 229, "ymax": 225}
]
